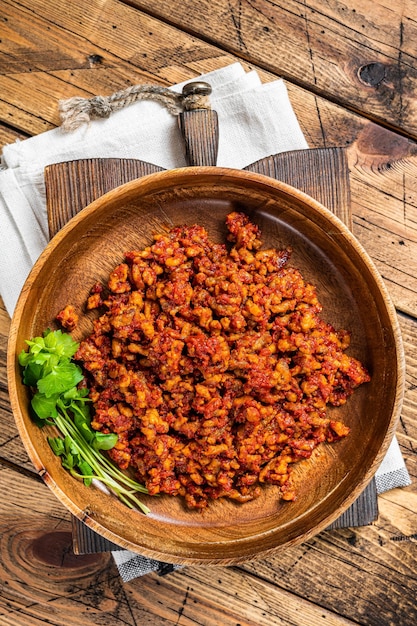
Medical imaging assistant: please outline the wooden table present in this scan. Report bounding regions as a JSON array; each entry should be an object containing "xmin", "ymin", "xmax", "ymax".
[{"xmin": 1, "ymin": 1, "xmax": 416, "ymax": 624}]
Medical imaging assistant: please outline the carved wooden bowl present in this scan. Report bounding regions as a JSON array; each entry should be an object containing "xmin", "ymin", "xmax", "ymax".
[{"xmin": 7, "ymin": 168, "xmax": 404, "ymax": 564}]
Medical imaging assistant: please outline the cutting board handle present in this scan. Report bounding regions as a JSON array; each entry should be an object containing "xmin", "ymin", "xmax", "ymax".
[{"xmin": 178, "ymin": 82, "xmax": 219, "ymax": 166}]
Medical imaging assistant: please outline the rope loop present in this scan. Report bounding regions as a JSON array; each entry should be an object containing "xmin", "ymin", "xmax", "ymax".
[{"xmin": 59, "ymin": 82, "xmax": 212, "ymax": 132}]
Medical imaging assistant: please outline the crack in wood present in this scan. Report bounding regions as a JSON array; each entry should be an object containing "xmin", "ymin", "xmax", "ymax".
[
  {"xmin": 175, "ymin": 585, "xmax": 190, "ymax": 624},
  {"xmin": 390, "ymin": 533, "xmax": 417, "ymax": 542},
  {"xmin": 0, "ymin": 433, "xmax": 19, "ymax": 449},
  {"xmin": 0, "ymin": 456, "xmax": 42, "ymax": 481},
  {"xmin": 228, "ymin": 0, "xmax": 248, "ymax": 52},
  {"xmin": 397, "ymin": 17, "xmax": 404, "ymax": 127}
]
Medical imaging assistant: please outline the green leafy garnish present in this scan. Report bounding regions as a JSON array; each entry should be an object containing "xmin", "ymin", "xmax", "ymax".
[{"xmin": 19, "ymin": 328, "xmax": 150, "ymax": 514}]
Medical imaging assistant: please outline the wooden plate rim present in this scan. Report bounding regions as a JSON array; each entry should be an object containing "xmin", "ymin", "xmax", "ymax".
[{"xmin": 7, "ymin": 166, "xmax": 405, "ymax": 564}]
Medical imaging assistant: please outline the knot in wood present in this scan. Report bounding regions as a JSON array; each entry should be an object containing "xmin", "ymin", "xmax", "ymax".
[
  {"xmin": 87, "ymin": 54, "xmax": 103, "ymax": 66},
  {"xmin": 357, "ymin": 62, "xmax": 386, "ymax": 87}
]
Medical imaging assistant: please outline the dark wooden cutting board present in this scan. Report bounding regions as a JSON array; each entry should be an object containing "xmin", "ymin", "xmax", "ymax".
[{"xmin": 44, "ymin": 147, "xmax": 378, "ymax": 555}]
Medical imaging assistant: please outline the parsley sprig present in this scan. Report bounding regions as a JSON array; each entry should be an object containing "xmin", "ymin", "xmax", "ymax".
[{"xmin": 18, "ymin": 329, "xmax": 150, "ymax": 514}]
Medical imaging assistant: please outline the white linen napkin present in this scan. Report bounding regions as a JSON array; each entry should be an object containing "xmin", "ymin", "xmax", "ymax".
[{"xmin": 0, "ymin": 63, "xmax": 410, "ymax": 582}]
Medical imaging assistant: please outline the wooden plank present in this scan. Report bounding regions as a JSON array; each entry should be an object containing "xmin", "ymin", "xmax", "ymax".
[
  {"xmin": 0, "ymin": 460, "xmax": 414, "ymax": 626},
  {"xmin": 0, "ymin": 0, "xmax": 408, "ymax": 144},
  {"xmin": 44, "ymin": 158, "xmax": 164, "ymax": 237},
  {"xmin": 1, "ymin": 464, "xmax": 361, "ymax": 626},
  {"xmin": 239, "ymin": 509, "xmax": 417, "ymax": 625},
  {"xmin": 347, "ymin": 136, "xmax": 417, "ymax": 317},
  {"xmin": 245, "ymin": 147, "xmax": 351, "ymax": 229},
  {"xmin": 0, "ymin": 124, "xmax": 28, "ymax": 147},
  {"xmin": 44, "ymin": 149, "xmax": 350, "ymax": 239},
  {"xmin": 129, "ymin": 0, "xmax": 417, "ymax": 139},
  {"xmin": 0, "ymin": 0, "xmax": 243, "ymax": 132},
  {"xmin": 143, "ymin": 567, "xmax": 357, "ymax": 626}
]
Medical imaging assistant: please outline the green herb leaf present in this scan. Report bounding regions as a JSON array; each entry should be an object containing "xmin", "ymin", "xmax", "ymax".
[
  {"xmin": 64, "ymin": 435, "xmax": 79, "ymax": 457},
  {"xmin": 37, "ymin": 362, "xmax": 83, "ymax": 397},
  {"xmin": 73, "ymin": 411, "xmax": 95, "ymax": 443},
  {"xmin": 18, "ymin": 348, "xmax": 34, "ymax": 367},
  {"xmin": 43, "ymin": 329, "xmax": 79, "ymax": 358},
  {"xmin": 62, "ymin": 454, "xmax": 75, "ymax": 470},
  {"xmin": 77, "ymin": 460, "xmax": 94, "ymax": 486},
  {"xmin": 92, "ymin": 432, "xmax": 119, "ymax": 451},
  {"xmin": 31, "ymin": 392, "xmax": 59, "ymax": 419},
  {"xmin": 63, "ymin": 385, "xmax": 90, "ymax": 401},
  {"xmin": 24, "ymin": 336, "xmax": 46, "ymax": 355},
  {"xmin": 22, "ymin": 361, "xmax": 44, "ymax": 387},
  {"xmin": 48, "ymin": 436, "xmax": 65, "ymax": 456}
]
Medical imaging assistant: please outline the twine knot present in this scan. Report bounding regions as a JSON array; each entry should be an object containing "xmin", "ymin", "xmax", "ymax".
[
  {"xmin": 88, "ymin": 95, "xmax": 113, "ymax": 119},
  {"xmin": 58, "ymin": 81, "xmax": 212, "ymax": 132}
]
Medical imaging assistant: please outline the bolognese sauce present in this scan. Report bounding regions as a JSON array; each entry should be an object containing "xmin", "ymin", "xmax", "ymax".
[{"xmin": 69, "ymin": 212, "xmax": 370, "ymax": 509}]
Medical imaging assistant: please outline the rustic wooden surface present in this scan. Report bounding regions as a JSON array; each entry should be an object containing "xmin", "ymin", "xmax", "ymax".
[{"xmin": 1, "ymin": 0, "xmax": 416, "ymax": 624}]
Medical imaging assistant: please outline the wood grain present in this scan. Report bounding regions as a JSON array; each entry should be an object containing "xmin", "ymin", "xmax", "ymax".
[
  {"xmin": 245, "ymin": 148, "xmax": 352, "ymax": 229},
  {"xmin": 130, "ymin": 0, "xmax": 417, "ymax": 139},
  {"xmin": 1, "ymin": 466, "xmax": 364, "ymax": 626},
  {"xmin": 45, "ymin": 149, "xmax": 351, "ymax": 237},
  {"xmin": 347, "ymin": 133, "xmax": 417, "ymax": 317},
  {"xmin": 0, "ymin": 459, "xmax": 415, "ymax": 625},
  {"xmin": 178, "ymin": 109, "xmax": 219, "ymax": 166},
  {"xmin": 241, "ymin": 515, "xmax": 417, "ymax": 625},
  {"xmin": 45, "ymin": 158, "xmax": 164, "ymax": 238}
]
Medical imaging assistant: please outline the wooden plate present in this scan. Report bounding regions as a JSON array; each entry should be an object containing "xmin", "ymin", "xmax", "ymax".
[{"xmin": 7, "ymin": 167, "xmax": 404, "ymax": 564}]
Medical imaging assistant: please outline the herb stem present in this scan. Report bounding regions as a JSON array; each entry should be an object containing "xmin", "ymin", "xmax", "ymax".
[
  {"xmin": 54, "ymin": 412, "xmax": 150, "ymax": 513},
  {"xmin": 19, "ymin": 329, "xmax": 150, "ymax": 514}
]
